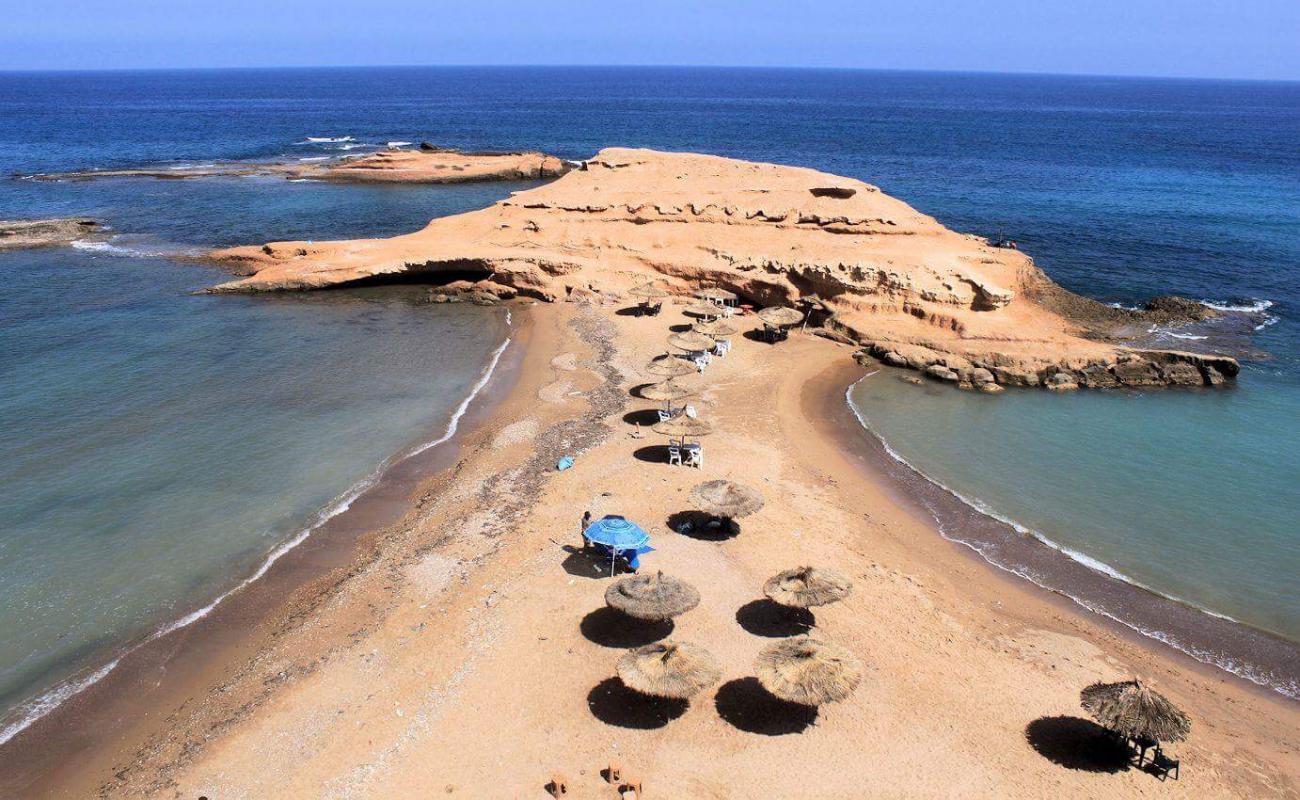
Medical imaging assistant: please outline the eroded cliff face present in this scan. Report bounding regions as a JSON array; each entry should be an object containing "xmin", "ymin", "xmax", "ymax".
[{"xmin": 208, "ymin": 148, "xmax": 1238, "ymax": 389}]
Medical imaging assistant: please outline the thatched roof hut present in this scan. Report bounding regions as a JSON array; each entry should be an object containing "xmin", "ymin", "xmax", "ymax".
[
  {"xmin": 652, "ymin": 416, "xmax": 714, "ymax": 439},
  {"xmin": 1080, "ymin": 680, "xmax": 1191, "ymax": 742},
  {"xmin": 668, "ymin": 331, "xmax": 718, "ymax": 352},
  {"xmin": 605, "ymin": 571, "xmax": 701, "ymax": 620},
  {"xmin": 757, "ymin": 306, "xmax": 804, "ymax": 327},
  {"xmin": 644, "ymin": 355, "xmax": 697, "ymax": 378},
  {"xmin": 617, "ymin": 641, "xmax": 722, "ymax": 699},
  {"xmin": 763, "ymin": 566, "xmax": 853, "ymax": 608},
  {"xmin": 755, "ymin": 636, "xmax": 862, "ymax": 706},
  {"xmin": 696, "ymin": 288, "xmax": 737, "ymax": 303},
  {"xmin": 692, "ymin": 319, "xmax": 739, "ymax": 338},
  {"xmin": 639, "ymin": 379, "xmax": 697, "ymax": 402},
  {"xmin": 690, "ymin": 479, "xmax": 764, "ymax": 519}
]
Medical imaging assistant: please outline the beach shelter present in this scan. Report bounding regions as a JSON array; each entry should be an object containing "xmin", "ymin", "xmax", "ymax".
[
  {"xmin": 690, "ymin": 479, "xmax": 764, "ymax": 520},
  {"xmin": 605, "ymin": 571, "xmax": 701, "ymax": 620},
  {"xmin": 639, "ymin": 378, "xmax": 697, "ymax": 414},
  {"xmin": 755, "ymin": 635, "xmax": 863, "ymax": 706},
  {"xmin": 617, "ymin": 641, "xmax": 722, "ymax": 699},
  {"xmin": 692, "ymin": 319, "xmax": 739, "ymax": 339},
  {"xmin": 696, "ymin": 288, "xmax": 738, "ymax": 305},
  {"xmin": 668, "ymin": 331, "xmax": 717, "ymax": 353},
  {"xmin": 629, "ymin": 283, "xmax": 670, "ymax": 300},
  {"xmin": 652, "ymin": 415, "xmax": 713, "ymax": 445},
  {"xmin": 1080, "ymin": 680, "xmax": 1191, "ymax": 743},
  {"xmin": 645, "ymin": 354, "xmax": 697, "ymax": 379},
  {"xmin": 763, "ymin": 566, "xmax": 853, "ymax": 608},
  {"xmin": 583, "ymin": 515, "xmax": 655, "ymax": 576},
  {"xmin": 683, "ymin": 302, "xmax": 722, "ymax": 320},
  {"xmin": 757, "ymin": 306, "xmax": 804, "ymax": 327}
]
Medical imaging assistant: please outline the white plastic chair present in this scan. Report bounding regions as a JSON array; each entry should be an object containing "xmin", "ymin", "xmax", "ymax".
[
  {"xmin": 668, "ymin": 446, "xmax": 683, "ymax": 466},
  {"xmin": 685, "ymin": 446, "xmax": 703, "ymax": 468},
  {"xmin": 714, "ymin": 339, "xmax": 731, "ymax": 357},
  {"xmin": 684, "ymin": 404, "xmax": 697, "ymax": 419},
  {"xmin": 657, "ymin": 408, "xmax": 672, "ymax": 423}
]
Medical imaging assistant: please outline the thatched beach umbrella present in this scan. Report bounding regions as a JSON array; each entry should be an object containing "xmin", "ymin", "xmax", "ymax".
[
  {"xmin": 1080, "ymin": 680, "xmax": 1191, "ymax": 743},
  {"xmin": 696, "ymin": 288, "xmax": 737, "ymax": 304},
  {"xmin": 683, "ymin": 302, "xmax": 722, "ymax": 320},
  {"xmin": 644, "ymin": 354, "xmax": 697, "ymax": 379},
  {"xmin": 669, "ymin": 331, "xmax": 717, "ymax": 353},
  {"xmin": 692, "ymin": 319, "xmax": 739, "ymax": 338},
  {"xmin": 690, "ymin": 479, "xmax": 764, "ymax": 519},
  {"xmin": 755, "ymin": 635, "xmax": 863, "ymax": 706},
  {"xmin": 617, "ymin": 641, "xmax": 722, "ymax": 699},
  {"xmin": 606, "ymin": 571, "xmax": 701, "ymax": 620},
  {"xmin": 652, "ymin": 415, "xmax": 714, "ymax": 443},
  {"xmin": 763, "ymin": 566, "xmax": 853, "ymax": 608},
  {"xmin": 629, "ymin": 283, "xmax": 670, "ymax": 300},
  {"xmin": 757, "ymin": 306, "xmax": 805, "ymax": 327},
  {"xmin": 639, "ymin": 378, "xmax": 697, "ymax": 405}
]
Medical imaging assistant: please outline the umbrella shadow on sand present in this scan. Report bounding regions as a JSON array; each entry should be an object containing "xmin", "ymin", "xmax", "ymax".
[
  {"xmin": 560, "ymin": 545, "xmax": 628, "ymax": 579},
  {"xmin": 580, "ymin": 607, "xmax": 674, "ymax": 648},
  {"xmin": 1025, "ymin": 716, "xmax": 1132, "ymax": 773},
  {"xmin": 622, "ymin": 409, "xmax": 662, "ymax": 426},
  {"xmin": 587, "ymin": 677, "xmax": 689, "ymax": 729},
  {"xmin": 666, "ymin": 510, "xmax": 739, "ymax": 541},
  {"xmin": 735, "ymin": 599, "xmax": 815, "ymax": 637},
  {"xmin": 714, "ymin": 677, "xmax": 817, "ymax": 735},
  {"xmin": 632, "ymin": 445, "xmax": 675, "ymax": 464}
]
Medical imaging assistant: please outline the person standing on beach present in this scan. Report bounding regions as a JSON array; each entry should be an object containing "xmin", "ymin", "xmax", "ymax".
[{"xmin": 580, "ymin": 510, "xmax": 592, "ymax": 550}]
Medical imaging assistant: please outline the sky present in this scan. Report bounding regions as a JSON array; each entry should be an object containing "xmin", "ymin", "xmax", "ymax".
[{"xmin": 0, "ymin": 0, "xmax": 1297, "ymax": 80}]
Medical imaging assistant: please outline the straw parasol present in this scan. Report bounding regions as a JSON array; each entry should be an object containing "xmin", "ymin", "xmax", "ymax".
[
  {"xmin": 645, "ymin": 355, "xmax": 697, "ymax": 379},
  {"xmin": 605, "ymin": 571, "xmax": 701, "ymax": 620},
  {"xmin": 763, "ymin": 566, "xmax": 853, "ymax": 608},
  {"xmin": 1080, "ymin": 680, "xmax": 1191, "ymax": 743},
  {"xmin": 617, "ymin": 641, "xmax": 722, "ymax": 699},
  {"xmin": 639, "ymin": 379, "xmax": 697, "ymax": 403},
  {"xmin": 683, "ymin": 302, "xmax": 722, "ymax": 319},
  {"xmin": 696, "ymin": 288, "xmax": 737, "ymax": 304},
  {"xmin": 669, "ymin": 332, "xmax": 717, "ymax": 352},
  {"xmin": 628, "ymin": 283, "xmax": 669, "ymax": 300},
  {"xmin": 755, "ymin": 636, "xmax": 863, "ymax": 706},
  {"xmin": 652, "ymin": 416, "xmax": 713, "ymax": 440},
  {"xmin": 692, "ymin": 319, "xmax": 739, "ymax": 338},
  {"xmin": 757, "ymin": 306, "xmax": 804, "ymax": 327},
  {"xmin": 690, "ymin": 479, "xmax": 764, "ymax": 519}
]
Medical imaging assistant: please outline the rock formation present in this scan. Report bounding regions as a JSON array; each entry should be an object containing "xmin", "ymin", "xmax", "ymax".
[
  {"xmin": 0, "ymin": 218, "xmax": 103, "ymax": 250},
  {"xmin": 208, "ymin": 148, "xmax": 1238, "ymax": 389},
  {"xmin": 27, "ymin": 149, "xmax": 570, "ymax": 185}
]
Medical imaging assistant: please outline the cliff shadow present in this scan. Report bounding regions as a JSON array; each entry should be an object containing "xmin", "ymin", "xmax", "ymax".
[
  {"xmin": 587, "ymin": 677, "xmax": 688, "ymax": 729},
  {"xmin": 580, "ymin": 607, "xmax": 674, "ymax": 648},
  {"xmin": 715, "ymin": 677, "xmax": 817, "ymax": 735},
  {"xmin": 666, "ymin": 510, "xmax": 739, "ymax": 540},
  {"xmin": 1025, "ymin": 716, "xmax": 1132, "ymax": 773},
  {"xmin": 735, "ymin": 599, "xmax": 815, "ymax": 637}
]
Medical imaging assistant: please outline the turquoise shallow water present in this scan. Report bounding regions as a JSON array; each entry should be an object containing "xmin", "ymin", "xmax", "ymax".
[{"xmin": 850, "ymin": 374, "xmax": 1300, "ymax": 643}]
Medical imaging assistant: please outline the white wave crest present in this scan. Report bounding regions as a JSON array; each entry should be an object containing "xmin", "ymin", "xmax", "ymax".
[
  {"xmin": 1201, "ymin": 298, "xmax": 1274, "ymax": 313},
  {"xmin": 386, "ymin": 141, "xmax": 412, "ymax": 148},
  {"xmin": 302, "ymin": 136, "xmax": 354, "ymax": 143}
]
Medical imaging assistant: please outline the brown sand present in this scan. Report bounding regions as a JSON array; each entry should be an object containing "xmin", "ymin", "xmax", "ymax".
[{"xmin": 6, "ymin": 299, "xmax": 1296, "ymax": 799}]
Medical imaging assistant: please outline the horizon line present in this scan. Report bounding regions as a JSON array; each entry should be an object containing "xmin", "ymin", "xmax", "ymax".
[{"xmin": 1, "ymin": 62, "xmax": 1298, "ymax": 85}]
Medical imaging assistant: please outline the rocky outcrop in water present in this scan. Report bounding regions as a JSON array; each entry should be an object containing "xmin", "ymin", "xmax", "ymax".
[
  {"xmin": 206, "ymin": 147, "xmax": 1239, "ymax": 389},
  {"xmin": 0, "ymin": 218, "xmax": 102, "ymax": 250}
]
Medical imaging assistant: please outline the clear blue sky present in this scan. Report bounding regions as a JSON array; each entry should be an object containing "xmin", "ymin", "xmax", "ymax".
[{"xmin": 1, "ymin": 0, "xmax": 1297, "ymax": 80}]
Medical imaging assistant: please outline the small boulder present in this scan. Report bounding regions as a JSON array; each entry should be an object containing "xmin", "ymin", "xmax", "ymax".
[
  {"xmin": 924, "ymin": 364, "xmax": 959, "ymax": 382},
  {"xmin": 970, "ymin": 367, "xmax": 996, "ymax": 385},
  {"xmin": 1045, "ymin": 372, "xmax": 1079, "ymax": 392},
  {"xmin": 979, "ymin": 382, "xmax": 1005, "ymax": 394}
]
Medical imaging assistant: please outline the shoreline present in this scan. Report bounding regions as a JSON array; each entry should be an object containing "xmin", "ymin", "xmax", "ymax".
[
  {"xmin": 4, "ymin": 301, "xmax": 1296, "ymax": 797},
  {"xmin": 0, "ymin": 305, "xmax": 534, "ymax": 797},
  {"xmin": 841, "ymin": 370, "xmax": 1300, "ymax": 701}
]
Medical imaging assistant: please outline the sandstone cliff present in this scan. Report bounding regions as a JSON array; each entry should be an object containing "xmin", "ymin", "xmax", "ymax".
[{"xmin": 208, "ymin": 148, "xmax": 1238, "ymax": 389}]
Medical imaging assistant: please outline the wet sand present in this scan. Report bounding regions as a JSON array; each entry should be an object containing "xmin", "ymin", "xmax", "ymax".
[{"xmin": 3, "ymin": 301, "xmax": 1297, "ymax": 799}]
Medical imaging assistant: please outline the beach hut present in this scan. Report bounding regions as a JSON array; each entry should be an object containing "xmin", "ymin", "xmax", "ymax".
[
  {"xmin": 645, "ymin": 354, "xmax": 697, "ymax": 379},
  {"xmin": 757, "ymin": 306, "xmax": 804, "ymax": 343},
  {"xmin": 605, "ymin": 571, "xmax": 701, "ymax": 620},
  {"xmin": 755, "ymin": 635, "xmax": 863, "ymax": 706},
  {"xmin": 763, "ymin": 566, "xmax": 853, "ymax": 608},
  {"xmin": 1080, "ymin": 679, "xmax": 1190, "ymax": 743},
  {"xmin": 668, "ymin": 331, "xmax": 718, "ymax": 354},
  {"xmin": 617, "ymin": 641, "xmax": 721, "ymax": 699},
  {"xmin": 690, "ymin": 479, "xmax": 764, "ymax": 521},
  {"xmin": 583, "ymin": 515, "xmax": 655, "ymax": 576}
]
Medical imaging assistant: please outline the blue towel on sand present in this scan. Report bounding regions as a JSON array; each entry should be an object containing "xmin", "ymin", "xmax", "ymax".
[{"xmin": 556, "ymin": 455, "xmax": 575, "ymax": 471}]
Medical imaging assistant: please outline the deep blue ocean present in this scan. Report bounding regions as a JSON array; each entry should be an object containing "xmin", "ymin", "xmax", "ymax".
[{"xmin": 1, "ymin": 67, "xmax": 1297, "ymax": 732}]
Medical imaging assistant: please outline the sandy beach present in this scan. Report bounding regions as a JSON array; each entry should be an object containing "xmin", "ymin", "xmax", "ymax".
[{"xmin": 4, "ymin": 297, "xmax": 1296, "ymax": 799}]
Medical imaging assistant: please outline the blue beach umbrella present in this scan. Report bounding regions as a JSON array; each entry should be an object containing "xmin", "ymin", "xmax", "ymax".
[{"xmin": 583, "ymin": 515, "xmax": 655, "ymax": 575}]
